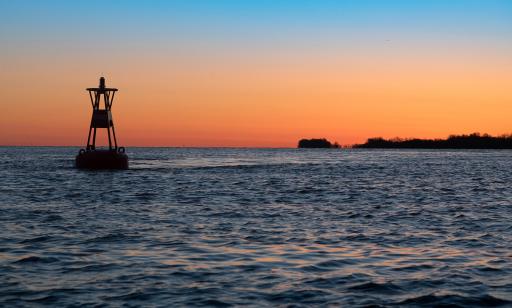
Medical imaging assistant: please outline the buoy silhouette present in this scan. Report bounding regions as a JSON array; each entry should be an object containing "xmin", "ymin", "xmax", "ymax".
[{"xmin": 76, "ymin": 77, "xmax": 128, "ymax": 169}]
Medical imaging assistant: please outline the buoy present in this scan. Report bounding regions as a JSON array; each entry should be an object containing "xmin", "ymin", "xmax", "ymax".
[{"xmin": 76, "ymin": 77, "xmax": 128, "ymax": 169}]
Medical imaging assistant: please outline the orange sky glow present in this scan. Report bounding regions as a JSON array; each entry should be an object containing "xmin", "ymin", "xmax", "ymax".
[{"xmin": 1, "ymin": 1, "xmax": 511, "ymax": 147}]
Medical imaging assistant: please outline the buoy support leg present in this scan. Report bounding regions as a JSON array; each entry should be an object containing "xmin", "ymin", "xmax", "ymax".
[
  {"xmin": 86, "ymin": 126, "xmax": 93, "ymax": 150},
  {"xmin": 92, "ymin": 127, "xmax": 97, "ymax": 150},
  {"xmin": 107, "ymin": 125, "xmax": 112, "ymax": 150},
  {"xmin": 111, "ymin": 123, "xmax": 118, "ymax": 149}
]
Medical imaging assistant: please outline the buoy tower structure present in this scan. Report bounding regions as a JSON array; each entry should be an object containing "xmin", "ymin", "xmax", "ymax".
[{"xmin": 76, "ymin": 77, "xmax": 128, "ymax": 169}]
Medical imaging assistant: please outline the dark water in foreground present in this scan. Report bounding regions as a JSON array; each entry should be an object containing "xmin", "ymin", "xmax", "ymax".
[{"xmin": 1, "ymin": 147, "xmax": 512, "ymax": 307}]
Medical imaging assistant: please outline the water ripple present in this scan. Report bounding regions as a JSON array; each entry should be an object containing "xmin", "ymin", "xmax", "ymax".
[{"xmin": 1, "ymin": 147, "xmax": 512, "ymax": 306}]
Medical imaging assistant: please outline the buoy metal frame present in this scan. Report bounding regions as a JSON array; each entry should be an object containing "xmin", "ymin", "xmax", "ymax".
[
  {"xmin": 76, "ymin": 77, "xmax": 128, "ymax": 169},
  {"xmin": 86, "ymin": 76, "xmax": 118, "ymax": 151}
]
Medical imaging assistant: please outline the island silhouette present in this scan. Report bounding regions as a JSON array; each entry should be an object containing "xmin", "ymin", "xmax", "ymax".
[
  {"xmin": 354, "ymin": 133, "xmax": 512, "ymax": 149},
  {"xmin": 298, "ymin": 138, "xmax": 340, "ymax": 148}
]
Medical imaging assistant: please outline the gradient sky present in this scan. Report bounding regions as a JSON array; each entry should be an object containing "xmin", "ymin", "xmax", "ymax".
[{"xmin": 1, "ymin": 0, "xmax": 511, "ymax": 147}]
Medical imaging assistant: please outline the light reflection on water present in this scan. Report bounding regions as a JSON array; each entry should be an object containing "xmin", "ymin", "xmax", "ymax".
[{"xmin": 0, "ymin": 147, "xmax": 512, "ymax": 306}]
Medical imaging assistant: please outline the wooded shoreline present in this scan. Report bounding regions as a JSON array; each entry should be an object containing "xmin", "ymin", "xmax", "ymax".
[{"xmin": 354, "ymin": 133, "xmax": 512, "ymax": 149}]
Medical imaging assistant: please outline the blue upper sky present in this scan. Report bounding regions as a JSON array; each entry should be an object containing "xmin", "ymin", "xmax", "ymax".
[
  {"xmin": 1, "ymin": 0, "xmax": 510, "ymax": 77},
  {"xmin": 2, "ymin": 1, "xmax": 511, "ymax": 44}
]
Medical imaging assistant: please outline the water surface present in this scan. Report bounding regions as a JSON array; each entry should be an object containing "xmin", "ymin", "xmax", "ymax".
[{"xmin": 1, "ymin": 147, "xmax": 511, "ymax": 306}]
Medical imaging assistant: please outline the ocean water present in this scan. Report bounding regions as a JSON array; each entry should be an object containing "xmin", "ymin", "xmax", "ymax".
[{"xmin": 1, "ymin": 147, "xmax": 512, "ymax": 307}]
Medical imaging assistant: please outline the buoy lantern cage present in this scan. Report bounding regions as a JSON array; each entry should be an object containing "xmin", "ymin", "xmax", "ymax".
[{"xmin": 76, "ymin": 77, "xmax": 128, "ymax": 169}]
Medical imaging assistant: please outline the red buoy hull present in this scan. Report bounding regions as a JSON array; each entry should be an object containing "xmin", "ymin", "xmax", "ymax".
[{"xmin": 76, "ymin": 150, "xmax": 128, "ymax": 169}]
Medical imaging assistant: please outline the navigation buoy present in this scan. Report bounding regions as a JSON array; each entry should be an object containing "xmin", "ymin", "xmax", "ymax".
[{"xmin": 76, "ymin": 77, "xmax": 128, "ymax": 169}]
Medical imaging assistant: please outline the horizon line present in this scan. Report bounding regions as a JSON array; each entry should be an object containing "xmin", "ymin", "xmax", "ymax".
[{"xmin": 2, "ymin": 132, "xmax": 511, "ymax": 149}]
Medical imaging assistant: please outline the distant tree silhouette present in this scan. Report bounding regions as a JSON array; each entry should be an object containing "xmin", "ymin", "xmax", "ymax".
[
  {"xmin": 298, "ymin": 138, "xmax": 340, "ymax": 148},
  {"xmin": 354, "ymin": 133, "xmax": 512, "ymax": 149}
]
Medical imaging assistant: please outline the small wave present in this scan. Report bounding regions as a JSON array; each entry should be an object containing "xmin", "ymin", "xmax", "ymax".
[
  {"xmin": 301, "ymin": 259, "xmax": 355, "ymax": 272},
  {"xmin": 318, "ymin": 259, "xmax": 356, "ymax": 268},
  {"xmin": 304, "ymin": 272, "xmax": 377, "ymax": 288},
  {"xmin": 472, "ymin": 265, "xmax": 504, "ymax": 273},
  {"xmin": 305, "ymin": 276, "xmax": 353, "ymax": 289},
  {"xmin": 398, "ymin": 293, "xmax": 511, "ymax": 306},
  {"xmin": 392, "ymin": 264, "xmax": 436, "ymax": 272},
  {"xmin": 266, "ymin": 289, "xmax": 331, "ymax": 304},
  {"xmin": 83, "ymin": 233, "xmax": 139, "ymax": 244},
  {"xmin": 43, "ymin": 214, "xmax": 64, "ymax": 222},
  {"xmin": 344, "ymin": 234, "xmax": 370, "ymax": 241},
  {"xmin": 13, "ymin": 256, "xmax": 58, "ymax": 264},
  {"xmin": 26, "ymin": 295, "xmax": 59, "ymax": 304},
  {"xmin": 348, "ymin": 281, "xmax": 403, "ymax": 295},
  {"xmin": 196, "ymin": 299, "xmax": 232, "ymax": 307},
  {"xmin": 62, "ymin": 263, "xmax": 121, "ymax": 273},
  {"xmin": 105, "ymin": 290, "xmax": 154, "ymax": 301},
  {"xmin": 19, "ymin": 235, "xmax": 52, "ymax": 244}
]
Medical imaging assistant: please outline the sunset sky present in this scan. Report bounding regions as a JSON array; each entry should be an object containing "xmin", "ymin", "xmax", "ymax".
[{"xmin": 1, "ymin": 0, "xmax": 511, "ymax": 147}]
